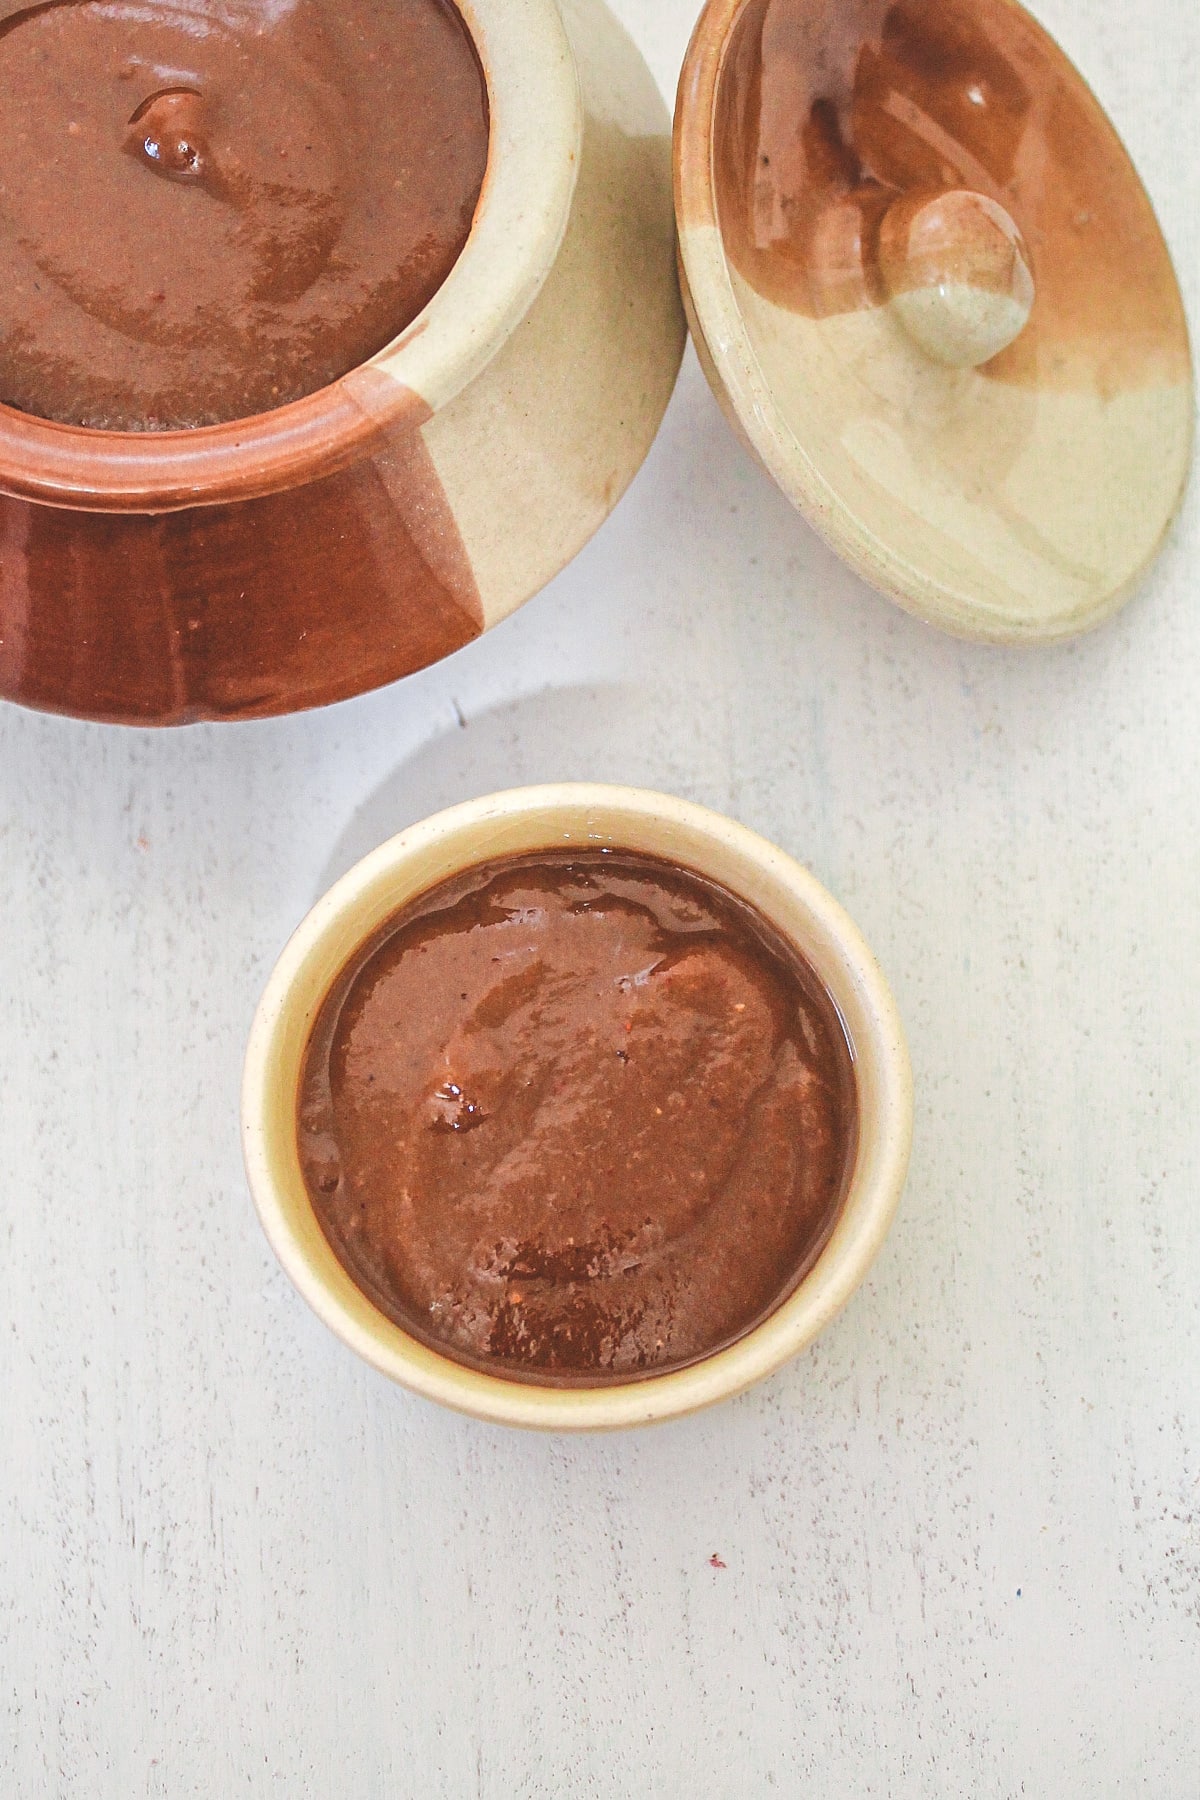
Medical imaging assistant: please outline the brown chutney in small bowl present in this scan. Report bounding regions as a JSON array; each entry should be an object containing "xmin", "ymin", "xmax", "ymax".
[
  {"xmin": 243, "ymin": 786, "xmax": 911, "ymax": 1430},
  {"xmin": 296, "ymin": 848, "xmax": 858, "ymax": 1386}
]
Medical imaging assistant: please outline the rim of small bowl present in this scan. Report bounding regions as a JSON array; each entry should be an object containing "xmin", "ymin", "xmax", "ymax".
[
  {"xmin": 241, "ymin": 785, "xmax": 913, "ymax": 1432},
  {"xmin": 0, "ymin": 0, "xmax": 581, "ymax": 514}
]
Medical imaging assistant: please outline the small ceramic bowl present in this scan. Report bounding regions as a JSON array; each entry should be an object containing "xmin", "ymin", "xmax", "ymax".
[
  {"xmin": 242, "ymin": 785, "xmax": 912, "ymax": 1431},
  {"xmin": 675, "ymin": 0, "xmax": 1192, "ymax": 642},
  {"xmin": 0, "ymin": 0, "xmax": 684, "ymax": 724}
]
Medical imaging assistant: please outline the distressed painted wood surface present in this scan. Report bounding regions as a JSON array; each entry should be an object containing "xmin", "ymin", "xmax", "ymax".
[{"xmin": 1, "ymin": 1, "xmax": 1197, "ymax": 1790}]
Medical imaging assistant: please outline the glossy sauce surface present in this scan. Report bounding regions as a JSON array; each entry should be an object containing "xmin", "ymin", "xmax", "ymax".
[
  {"xmin": 298, "ymin": 852, "xmax": 859, "ymax": 1385},
  {"xmin": 0, "ymin": 0, "xmax": 488, "ymax": 429}
]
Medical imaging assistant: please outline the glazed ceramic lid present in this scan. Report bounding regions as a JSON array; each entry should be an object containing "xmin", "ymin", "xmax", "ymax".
[{"xmin": 675, "ymin": 0, "xmax": 1194, "ymax": 642}]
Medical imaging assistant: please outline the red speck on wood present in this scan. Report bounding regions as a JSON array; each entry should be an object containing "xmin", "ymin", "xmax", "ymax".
[{"xmin": 708, "ymin": 1553, "xmax": 727, "ymax": 1569}]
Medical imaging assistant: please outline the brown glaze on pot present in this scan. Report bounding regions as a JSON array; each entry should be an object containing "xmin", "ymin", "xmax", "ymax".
[
  {"xmin": 297, "ymin": 850, "xmax": 859, "ymax": 1386},
  {"xmin": 0, "ymin": 385, "xmax": 483, "ymax": 723},
  {"xmin": 0, "ymin": 0, "xmax": 488, "ymax": 431},
  {"xmin": 709, "ymin": 0, "xmax": 1189, "ymax": 388}
]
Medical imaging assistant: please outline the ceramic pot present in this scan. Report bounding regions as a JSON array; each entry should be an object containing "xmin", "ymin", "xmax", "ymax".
[
  {"xmin": 0, "ymin": 0, "xmax": 685, "ymax": 725},
  {"xmin": 242, "ymin": 785, "xmax": 913, "ymax": 1431}
]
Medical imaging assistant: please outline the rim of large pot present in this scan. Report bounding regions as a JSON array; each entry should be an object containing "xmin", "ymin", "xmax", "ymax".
[{"xmin": 0, "ymin": 0, "xmax": 582, "ymax": 515}]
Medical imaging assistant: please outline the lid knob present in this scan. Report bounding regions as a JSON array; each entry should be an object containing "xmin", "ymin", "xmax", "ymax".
[{"xmin": 877, "ymin": 189, "xmax": 1035, "ymax": 368}]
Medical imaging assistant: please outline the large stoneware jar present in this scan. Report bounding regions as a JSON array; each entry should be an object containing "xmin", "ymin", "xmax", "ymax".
[{"xmin": 0, "ymin": 0, "xmax": 685, "ymax": 723}]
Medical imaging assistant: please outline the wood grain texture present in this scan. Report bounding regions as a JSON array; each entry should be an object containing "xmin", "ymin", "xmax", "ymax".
[{"xmin": 1, "ymin": 0, "xmax": 1197, "ymax": 1791}]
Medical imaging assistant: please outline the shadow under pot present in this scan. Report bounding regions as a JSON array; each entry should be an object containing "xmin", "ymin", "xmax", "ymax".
[{"xmin": 0, "ymin": 0, "xmax": 684, "ymax": 725}]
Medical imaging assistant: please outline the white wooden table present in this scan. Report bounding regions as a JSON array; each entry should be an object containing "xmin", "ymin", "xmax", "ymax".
[{"xmin": 2, "ymin": 1, "xmax": 1197, "ymax": 1790}]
